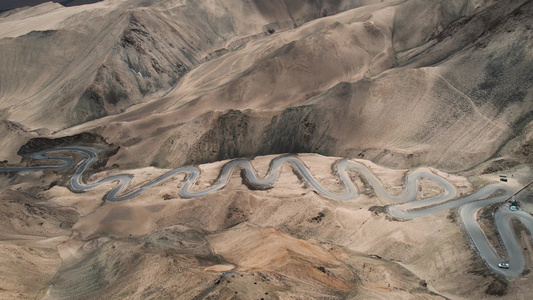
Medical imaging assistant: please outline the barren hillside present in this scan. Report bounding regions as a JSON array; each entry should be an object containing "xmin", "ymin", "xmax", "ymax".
[
  {"xmin": 1, "ymin": 0, "xmax": 530, "ymax": 171},
  {"xmin": 0, "ymin": 0, "xmax": 532, "ymax": 299}
]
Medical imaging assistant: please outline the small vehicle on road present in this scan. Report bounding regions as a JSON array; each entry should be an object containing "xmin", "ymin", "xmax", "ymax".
[{"xmin": 498, "ymin": 263, "xmax": 510, "ymax": 269}]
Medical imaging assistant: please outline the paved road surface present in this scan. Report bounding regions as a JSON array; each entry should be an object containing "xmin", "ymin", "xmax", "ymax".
[{"xmin": 1, "ymin": 146, "xmax": 531, "ymax": 277}]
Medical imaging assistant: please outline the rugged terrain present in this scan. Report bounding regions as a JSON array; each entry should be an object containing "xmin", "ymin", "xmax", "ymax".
[{"xmin": 0, "ymin": 0, "xmax": 532, "ymax": 299}]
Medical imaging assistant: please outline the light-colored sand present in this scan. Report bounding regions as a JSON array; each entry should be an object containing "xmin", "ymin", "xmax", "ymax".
[
  {"xmin": 2, "ymin": 150, "xmax": 533, "ymax": 298},
  {"xmin": 3, "ymin": 152, "xmax": 530, "ymax": 298}
]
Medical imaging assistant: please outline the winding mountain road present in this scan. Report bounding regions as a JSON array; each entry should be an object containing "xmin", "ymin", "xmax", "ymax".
[{"xmin": 1, "ymin": 146, "xmax": 531, "ymax": 277}]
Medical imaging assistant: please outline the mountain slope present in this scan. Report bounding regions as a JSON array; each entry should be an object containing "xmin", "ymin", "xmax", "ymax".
[
  {"xmin": 40, "ymin": 0, "xmax": 532, "ymax": 172},
  {"xmin": 1, "ymin": 1, "xmax": 533, "ymax": 299},
  {"xmin": 0, "ymin": 0, "xmax": 388, "ymax": 130}
]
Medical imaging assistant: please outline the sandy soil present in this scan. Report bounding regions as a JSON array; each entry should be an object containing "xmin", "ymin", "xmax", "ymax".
[{"xmin": 2, "ymin": 152, "xmax": 532, "ymax": 299}]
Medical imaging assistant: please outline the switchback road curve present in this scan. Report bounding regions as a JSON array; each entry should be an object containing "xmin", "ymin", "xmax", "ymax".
[{"xmin": 0, "ymin": 146, "xmax": 531, "ymax": 277}]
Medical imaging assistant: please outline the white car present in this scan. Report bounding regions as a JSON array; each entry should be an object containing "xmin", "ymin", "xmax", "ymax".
[{"xmin": 498, "ymin": 263, "xmax": 510, "ymax": 269}]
